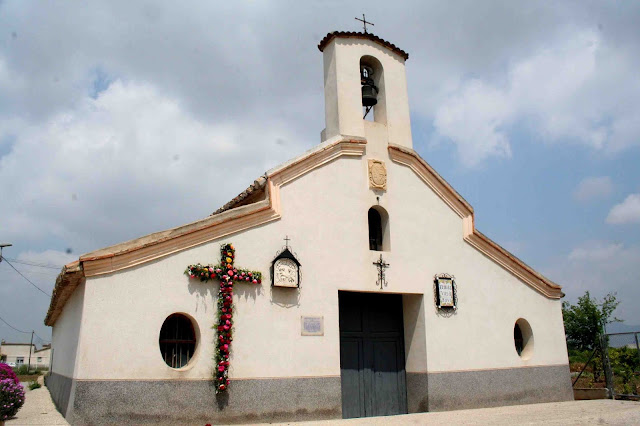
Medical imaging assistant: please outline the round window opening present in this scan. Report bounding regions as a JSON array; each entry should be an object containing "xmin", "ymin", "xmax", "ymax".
[
  {"xmin": 514, "ymin": 318, "xmax": 534, "ymax": 360},
  {"xmin": 159, "ymin": 313, "xmax": 198, "ymax": 369}
]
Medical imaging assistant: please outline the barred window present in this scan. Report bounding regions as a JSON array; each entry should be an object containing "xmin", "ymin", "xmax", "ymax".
[{"xmin": 159, "ymin": 314, "xmax": 197, "ymax": 369}]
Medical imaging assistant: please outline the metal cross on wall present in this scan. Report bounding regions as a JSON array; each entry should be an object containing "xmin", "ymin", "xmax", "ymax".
[
  {"xmin": 355, "ymin": 14, "xmax": 374, "ymax": 33},
  {"xmin": 373, "ymin": 254, "xmax": 389, "ymax": 289}
]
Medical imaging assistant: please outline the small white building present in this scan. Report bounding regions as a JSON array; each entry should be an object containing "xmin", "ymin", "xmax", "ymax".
[
  {"xmin": 44, "ymin": 31, "xmax": 572, "ymax": 424},
  {"xmin": 0, "ymin": 341, "xmax": 39, "ymax": 368},
  {"xmin": 33, "ymin": 344, "xmax": 51, "ymax": 369}
]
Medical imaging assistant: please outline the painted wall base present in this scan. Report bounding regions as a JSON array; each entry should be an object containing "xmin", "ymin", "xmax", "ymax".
[
  {"xmin": 47, "ymin": 365, "xmax": 573, "ymax": 424},
  {"xmin": 48, "ymin": 374, "xmax": 342, "ymax": 425},
  {"xmin": 421, "ymin": 364, "xmax": 574, "ymax": 412},
  {"xmin": 45, "ymin": 373, "xmax": 74, "ymax": 417}
]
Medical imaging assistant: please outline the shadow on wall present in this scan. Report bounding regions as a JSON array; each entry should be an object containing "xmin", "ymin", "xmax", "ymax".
[
  {"xmin": 270, "ymin": 286, "xmax": 300, "ymax": 308},
  {"xmin": 187, "ymin": 278, "xmax": 217, "ymax": 314},
  {"xmin": 186, "ymin": 276, "xmax": 263, "ymax": 314},
  {"xmin": 234, "ymin": 281, "xmax": 262, "ymax": 302}
]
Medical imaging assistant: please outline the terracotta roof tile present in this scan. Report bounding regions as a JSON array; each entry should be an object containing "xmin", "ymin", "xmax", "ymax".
[
  {"xmin": 212, "ymin": 175, "xmax": 268, "ymax": 215},
  {"xmin": 318, "ymin": 31, "xmax": 409, "ymax": 60}
]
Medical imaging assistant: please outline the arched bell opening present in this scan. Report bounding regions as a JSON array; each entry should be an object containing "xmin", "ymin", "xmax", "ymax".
[{"xmin": 360, "ymin": 55, "xmax": 386, "ymax": 124}]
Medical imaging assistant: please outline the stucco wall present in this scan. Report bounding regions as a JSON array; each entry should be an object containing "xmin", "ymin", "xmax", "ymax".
[
  {"xmin": 51, "ymin": 281, "xmax": 86, "ymax": 377},
  {"xmin": 66, "ymin": 122, "xmax": 568, "ymax": 382}
]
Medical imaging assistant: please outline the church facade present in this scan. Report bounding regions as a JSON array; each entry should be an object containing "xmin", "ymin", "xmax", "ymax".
[{"xmin": 44, "ymin": 31, "xmax": 573, "ymax": 424}]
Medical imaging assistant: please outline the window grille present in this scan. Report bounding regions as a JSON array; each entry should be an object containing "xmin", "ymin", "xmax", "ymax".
[{"xmin": 159, "ymin": 314, "xmax": 197, "ymax": 369}]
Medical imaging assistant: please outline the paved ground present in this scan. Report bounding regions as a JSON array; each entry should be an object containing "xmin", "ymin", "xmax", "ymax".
[
  {"xmin": 268, "ymin": 400, "xmax": 640, "ymax": 426},
  {"xmin": 4, "ymin": 382, "xmax": 640, "ymax": 425},
  {"xmin": 6, "ymin": 376, "xmax": 68, "ymax": 425}
]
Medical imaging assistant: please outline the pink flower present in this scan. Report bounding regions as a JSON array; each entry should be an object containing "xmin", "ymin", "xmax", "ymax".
[
  {"xmin": 216, "ymin": 268, "xmax": 221, "ymax": 273},
  {"xmin": 228, "ymin": 270, "xmax": 233, "ymax": 276},
  {"xmin": 190, "ymin": 274, "xmax": 195, "ymax": 278},
  {"xmin": 252, "ymin": 279, "xmax": 257, "ymax": 284},
  {"xmin": 209, "ymin": 267, "xmax": 214, "ymax": 273},
  {"xmin": 218, "ymin": 366, "xmax": 225, "ymax": 372},
  {"xmin": 222, "ymin": 344, "xmax": 229, "ymax": 351},
  {"xmin": 223, "ymin": 325, "xmax": 230, "ymax": 330}
]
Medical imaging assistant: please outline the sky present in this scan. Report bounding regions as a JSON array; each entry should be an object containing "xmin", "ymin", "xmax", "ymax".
[{"xmin": 1, "ymin": 1, "xmax": 639, "ymax": 344}]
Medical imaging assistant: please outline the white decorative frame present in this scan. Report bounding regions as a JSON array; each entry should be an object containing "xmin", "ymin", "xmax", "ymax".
[{"xmin": 434, "ymin": 273, "xmax": 457, "ymax": 311}]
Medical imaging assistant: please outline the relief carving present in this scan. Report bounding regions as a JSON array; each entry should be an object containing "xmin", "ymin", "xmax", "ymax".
[
  {"xmin": 368, "ymin": 159, "xmax": 387, "ymax": 190},
  {"xmin": 273, "ymin": 258, "xmax": 299, "ymax": 288}
]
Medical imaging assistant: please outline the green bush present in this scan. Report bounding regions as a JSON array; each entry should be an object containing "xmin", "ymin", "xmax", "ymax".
[
  {"xmin": 608, "ymin": 346, "xmax": 640, "ymax": 395},
  {"xmin": 28, "ymin": 381, "xmax": 41, "ymax": 390},
  {"xmin": 14, "ymin": 365, "xmax": 29, "ymax": 375}
]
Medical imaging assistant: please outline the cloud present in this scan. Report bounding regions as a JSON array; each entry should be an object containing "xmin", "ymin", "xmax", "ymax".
[
  {"xmin": 0, "ymin": 80, "xmax": 303, "ymax": 254},
  {"xmin": 568, "ymin": 241, "xmax": 623, "ymax": 261},
  {"xmin": 17, "ymin": 250, "xmax": 77, "ymax": 269},
  {"xmin": 433, "ymin": 80, "xmax": 512, "ymax": 167},
  {"xmin": 544, "ymin": 241, "xmax": 640, "ymax": 323},
  {"xmin": 431, "ymin": 29, "xmax": 640, "ymax": 166},
  {"xmin": 0, "ymin": 250, "xmax": 67, "ymax": 344},
  {"xmin": 573, "ymin": 176, "xmax": 614, "ymax": 202},
  {"xmin": 606, "ymin": 194, "xmax": 640, "ymax": 224}
]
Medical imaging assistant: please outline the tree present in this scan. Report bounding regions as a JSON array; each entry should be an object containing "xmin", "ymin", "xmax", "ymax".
[
  {"xmin": 563, "ymin": 291, "xmax": 621, "ymax": 382},
  {"xmin": 563, "ymin": 291, "xmax": 621, "ymax": 351}
]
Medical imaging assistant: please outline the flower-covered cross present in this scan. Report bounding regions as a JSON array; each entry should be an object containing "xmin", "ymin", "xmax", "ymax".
[{"xmin": 185, "ymin": 243, "xmax": 262, "ymax": 393}]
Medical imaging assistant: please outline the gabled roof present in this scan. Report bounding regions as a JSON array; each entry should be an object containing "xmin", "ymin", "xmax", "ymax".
[
  {"xmin": 318, "ymin": 31, "xmax": 409, "ymax": 61},
  {"xmin": 44, "ymin": 136, "xmax": 563, "ymax": 326}
]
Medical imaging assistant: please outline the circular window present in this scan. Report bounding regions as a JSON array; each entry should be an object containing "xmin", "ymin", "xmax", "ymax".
[
  {"xmin": 514, "ymin": 318, "xmax": 534, "ymax": 360},
  {"xmin": 159, "ymin": 314, "xmax": 197, "ymax": 369}
]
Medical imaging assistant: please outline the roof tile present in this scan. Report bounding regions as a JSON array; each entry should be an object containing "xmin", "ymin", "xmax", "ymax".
[{"xmin": 318, "ymin": 31, "xmax": 409, "ymax": 60}]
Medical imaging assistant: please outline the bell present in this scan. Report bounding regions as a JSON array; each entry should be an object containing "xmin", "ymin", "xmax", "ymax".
[
  {"xmin": 362, "ymin": 84, "xmax": 378, "ymax": 107},
  {"xmin": 360, "ymin": 65, "xmax": 378, "ymax": 107}
]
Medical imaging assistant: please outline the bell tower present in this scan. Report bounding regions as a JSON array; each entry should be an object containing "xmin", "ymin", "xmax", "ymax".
[{"xmin": 318, "ymin": 31, "xmax": 413, "ymax": 150}]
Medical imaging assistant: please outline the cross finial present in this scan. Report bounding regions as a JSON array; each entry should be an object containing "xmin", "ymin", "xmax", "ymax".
[
  {"xmin": 284, "ymin": 235, "xmax": 291, "ymax": 248},
  {"xmin": 355, "ymin": 14, "xmax": 374, "ymax": 34}
]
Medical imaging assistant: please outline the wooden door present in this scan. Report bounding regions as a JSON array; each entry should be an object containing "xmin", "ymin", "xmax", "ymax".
[{"xmin": 339, "ymin": 291, "xmax": 407, "ymax": 418}]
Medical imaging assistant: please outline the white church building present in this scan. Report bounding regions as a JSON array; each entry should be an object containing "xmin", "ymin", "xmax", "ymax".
[{"xmin": 45, "ymin": 31, "xmax": 573, "ymax": 424}]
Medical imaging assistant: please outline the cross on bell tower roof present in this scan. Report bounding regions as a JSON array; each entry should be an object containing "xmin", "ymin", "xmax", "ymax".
[{"xmin": 355, "ymin": 14, "xmax": 374, "ymax": 33}]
